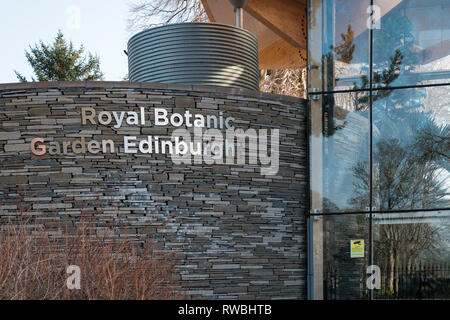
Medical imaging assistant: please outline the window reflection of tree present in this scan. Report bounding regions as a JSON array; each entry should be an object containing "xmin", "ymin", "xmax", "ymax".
[
  {"xmin": 320, "ymin": 25, "xmax": 368, "ymax": 213},
  {"xmin": 350, "ymin": 107, "xmax": 449, "ymax": 296},
  {"xmin": 313, "ymin": 0, "xmax": 450, "ymax": 299},
  {"xmin": 349, "ymin": 7, "xmax": 449, "ymax": 212},
  {"xmin": 327, "ymin": 9, "xmax": 449, "ymax": 297},
  {"xmin": 349, "ymin": 15, "xmax": 449, "ymax": 297}
]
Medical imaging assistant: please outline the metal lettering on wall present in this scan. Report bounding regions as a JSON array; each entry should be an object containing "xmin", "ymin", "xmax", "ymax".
[{"xmin": 30, "ymin": 107, "xmax": 280, "ymax": 176}]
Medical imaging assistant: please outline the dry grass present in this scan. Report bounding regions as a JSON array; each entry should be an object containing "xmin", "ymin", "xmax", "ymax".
[
  {"xmin": 259, "ymin": 69, "xmax": 307, "ymax": 98},
  {"xmin": 0, "ymin": 211, "xmax": 182, "ymax": 300}
]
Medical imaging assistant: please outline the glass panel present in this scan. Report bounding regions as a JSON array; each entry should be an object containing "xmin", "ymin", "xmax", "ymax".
[
  {"xmin": 372, "ymin": 86, "xmax": 450, "ymax": 211},
  {"xmin": 373, "ymin": 211, "xmax": 450, "ymax": 299},
  {"xmin": 308, "ymin": 0, "xmax": 370, "ymax": 92},
  {"xmin": 373, "ymin": 0, "xmax": 450, "ymax": 87},
  {"xmin": 310, "ymin": 92, "xmax": 370, "ymax": 214},
  {"xmin": 311, "ymin": 214, "xmax": 370, "ymax": 300}
]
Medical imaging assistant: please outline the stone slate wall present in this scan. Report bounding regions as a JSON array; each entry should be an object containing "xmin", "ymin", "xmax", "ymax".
[{"xmin": 0, "ymin": 81, "xmax": 307, "ymax": 299}]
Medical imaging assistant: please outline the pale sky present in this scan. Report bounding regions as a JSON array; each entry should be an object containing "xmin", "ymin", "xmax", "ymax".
[{"xmin": 0, "ymin": 0, "xmax": 138, "ymax": 83}]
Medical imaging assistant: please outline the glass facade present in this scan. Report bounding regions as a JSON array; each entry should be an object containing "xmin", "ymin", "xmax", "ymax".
[
  {"xmin": 373, "ymin": 0, "xmax": 450, "ymax": 87},
  {"xmin": 307, "ymin": 0, "xmax": 450, "ymax": 299}
]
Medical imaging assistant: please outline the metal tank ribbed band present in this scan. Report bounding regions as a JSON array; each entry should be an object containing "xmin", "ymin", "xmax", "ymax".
[{"xmin": 128, "ymin": 23, "xmax": 259, "ymax": 91}]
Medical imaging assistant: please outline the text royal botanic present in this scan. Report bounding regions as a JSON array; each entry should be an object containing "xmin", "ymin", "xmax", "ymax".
[{"xmin": 30, "ymin": 107, "xmax": 280, "ymax": 175}]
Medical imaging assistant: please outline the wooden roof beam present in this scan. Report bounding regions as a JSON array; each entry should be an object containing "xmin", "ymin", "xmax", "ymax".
[
  {"xmin": 200, "ymin": 0, "xmax": 216, "ymax": 22},
  {"xmin": 245, "ymin": 0, "xmax": 307, "ymax": 49},
  {"xmin": 259, "ymin": 40, "xmax": 307, "ymax": 69}
]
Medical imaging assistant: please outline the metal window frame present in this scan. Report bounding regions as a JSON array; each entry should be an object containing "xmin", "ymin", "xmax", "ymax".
[{"xmin": 306, "ymin": 0, "xmax": 450, "ymax": 301}]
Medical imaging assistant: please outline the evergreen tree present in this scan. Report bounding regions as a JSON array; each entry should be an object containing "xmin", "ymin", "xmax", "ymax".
[{"xmin": 15, "ymin": 30, "xmax": 103, "ymax": 82}]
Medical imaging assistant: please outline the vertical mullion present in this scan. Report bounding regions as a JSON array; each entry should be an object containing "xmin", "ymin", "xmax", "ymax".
[{"xmin": 369, "ymin": 0, "xmax": 374, "ymax": 301}]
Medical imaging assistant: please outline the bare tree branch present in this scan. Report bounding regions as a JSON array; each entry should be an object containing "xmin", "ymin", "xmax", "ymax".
[{"xmin": 127, "ymin": 0, "xmax": 209, "ymax": 32}]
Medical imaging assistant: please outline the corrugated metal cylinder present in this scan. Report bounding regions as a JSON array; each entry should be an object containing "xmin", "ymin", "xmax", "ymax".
[{"xmin": 128, "ymin": 23, "xmax": 259, "ymax": 91}]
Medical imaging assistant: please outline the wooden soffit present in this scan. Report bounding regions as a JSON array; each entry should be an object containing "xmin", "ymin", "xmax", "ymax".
[{"xmin": 200, "ymin": 0, "xmax": 307, "ymax": 69}]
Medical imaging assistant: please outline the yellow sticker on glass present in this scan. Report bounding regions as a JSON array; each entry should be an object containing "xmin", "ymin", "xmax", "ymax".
[{"xmin": 350, "ymin": 239, "xmax": 364, "ymax": 258}]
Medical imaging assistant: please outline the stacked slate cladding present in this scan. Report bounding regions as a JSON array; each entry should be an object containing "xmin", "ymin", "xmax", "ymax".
[{"xmin": 0, "ymin": 81, "xmax": 307, "ymax": 299}]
